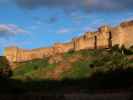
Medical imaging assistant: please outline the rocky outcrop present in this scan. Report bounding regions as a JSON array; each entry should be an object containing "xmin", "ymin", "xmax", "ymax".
[
  {"xmin": 48, "ymin": 55, "xmax": 64, "ymax": 64},
  {"xmin": 4, "ymin": 20, "xmax": 133, "ymax": 63}
]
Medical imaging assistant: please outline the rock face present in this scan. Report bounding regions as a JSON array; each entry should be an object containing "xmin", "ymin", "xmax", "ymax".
[{"xmin": 4, "ymin": 20, "xmax": 133, "ymax": 63}]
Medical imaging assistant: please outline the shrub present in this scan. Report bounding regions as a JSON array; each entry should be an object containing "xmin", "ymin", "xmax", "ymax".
[{"xmin": 89, "ymin": 49, "xmax": 131, "ymax": 74}]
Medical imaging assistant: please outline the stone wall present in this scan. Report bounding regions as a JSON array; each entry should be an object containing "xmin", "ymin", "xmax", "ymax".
[
  {"xmin": 4, "ymin": 42, "xmax": 75, "ymax": 63},
  {"xmin": 4, "ymin": 20, "xmax": 133, "ymax": 63},
  {"xmin": 111, "ymin": 21, "xmax": 133, "ymax": 48}
]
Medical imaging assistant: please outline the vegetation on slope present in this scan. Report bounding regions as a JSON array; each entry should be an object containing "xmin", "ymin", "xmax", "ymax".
[{"xmin": 11, "ymin": 45, "xmax": 133, "ymax": 81}]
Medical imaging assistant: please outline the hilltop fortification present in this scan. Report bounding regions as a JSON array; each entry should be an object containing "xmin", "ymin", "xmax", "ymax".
[{"xmin": 4, "ymin": 20, "xmax": 133, "ymax": 63}]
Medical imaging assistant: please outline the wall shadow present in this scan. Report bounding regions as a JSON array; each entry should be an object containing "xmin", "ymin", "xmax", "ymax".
[{"xmin": 1, "ymin": 67, "xmax": 133, "ymax": 94}]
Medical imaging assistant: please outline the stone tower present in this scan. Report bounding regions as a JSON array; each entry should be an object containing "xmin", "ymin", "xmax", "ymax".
[
  {"xmin": 97, "ymin": 25, "xmax": 111, "ymax": 48},
  {"xmin": 4, "ymin": 47, "xmax": 19, "ymax": 63}
]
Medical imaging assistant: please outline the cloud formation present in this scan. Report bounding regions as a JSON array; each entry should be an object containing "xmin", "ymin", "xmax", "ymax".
[
  {"xmin": 0, "ymin": 24, "xmax": 27, "ymax": 38},
  {"xmin": 57, "ymin": 28, "xmax": 71, "ymax": 34},
  {"xmin": 14, "ymin": 0, "xmax": 133, "ymax": 12}
]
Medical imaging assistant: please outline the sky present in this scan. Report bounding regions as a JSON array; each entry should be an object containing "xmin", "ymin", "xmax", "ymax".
[{"xmin": 0, "ymin": 0, "xmax": 133, "ymax": 55}]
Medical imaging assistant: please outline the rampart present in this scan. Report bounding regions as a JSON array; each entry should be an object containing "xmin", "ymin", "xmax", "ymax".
[{"xmin": 4, "ymin": 20, "xmax": 133, "ymax": 63}]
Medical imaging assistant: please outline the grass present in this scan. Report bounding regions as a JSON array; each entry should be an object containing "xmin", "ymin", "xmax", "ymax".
[
  {"xmin": 12, "ymin": 59, "xmax": 56, "ymax": 80},
  {"xmin": 13, "ymin": 59, "xmax": 48, "ymax": 76}
]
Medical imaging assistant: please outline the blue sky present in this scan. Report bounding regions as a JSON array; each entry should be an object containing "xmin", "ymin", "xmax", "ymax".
[{"xmin": 0, "ymin": 0, "xmax": 133, "ymax": 55}]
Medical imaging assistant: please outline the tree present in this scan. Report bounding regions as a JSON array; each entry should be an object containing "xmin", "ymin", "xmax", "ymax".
[{"xmin": 0, "ymin": 56, "xmax": 12, "ymax": 78}]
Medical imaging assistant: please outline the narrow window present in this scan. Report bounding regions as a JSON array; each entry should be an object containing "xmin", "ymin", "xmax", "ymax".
[{"xmin": 94, "ymin": 36, "xmax": 97, "ymax": 49}]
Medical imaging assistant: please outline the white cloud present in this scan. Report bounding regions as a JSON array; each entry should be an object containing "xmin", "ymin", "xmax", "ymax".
[{"xmin": 0, "ymin": 24, "xmax": 28, "ymax": 38}]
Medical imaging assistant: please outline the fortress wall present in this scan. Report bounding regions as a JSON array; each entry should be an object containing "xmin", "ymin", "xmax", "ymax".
[
  {"xmin": 111, "ymin": 20, "xmax": 133, "ymax": 48},
  {"xmin": 73, "ymin": 32, "xmax": 96, "ymax": 51},
  {"xmin": 75, "ymin": 37, "xmax": 89, "ymax": 50},
  {"xmin": 73, "ymin": 38, "xmax": 79, "ymax": 51},
  {"xmin": 119, "ymin": 25, "xmax": 133, "ymax": 48},
  {"xmin": 4, "ymin": 30, "xmax": 111, "ymax": 63},
  {"xmin": 4, "ymin": 47, "xmax": 54, "ymax": 63},
  {"xmin": 4, "ymin": 20, "xmax": 133, "ymax": 63},
  {"xmin": 53, "ymin": 42, "xmax": 74, "ymax": 53},
  {"xmin": 4, "ymin": 47, "xmax": 34, "ymax": 63},
  {"xmin": 35, "ymin": 48, "xmax": 54, "ymax": 57},
  {"xmin": 87, "ymin": 37, "xmax": 95, "ymax": 49},
  {"xmin": 84, "ymin": 32, "xmax": 96, "ymax": 49},
  {"xmin": 111, "ymin": 27, "xmax": 124, "ymax": 47},
  {"xmin": 5, "ymin": 42, "xmax": 75, "ymax": 63},
  {"xmin": 73, "ymin": 37, "xmax": 88, "ymax": 51},
  {"xmin": 18, "ymin": 51, "xmax": 36, "ymax": 62},
  {"xmin": 62, "ymin": 42, "xmax": 74, "ymax": 52},
  {"xmin": 2, "ymin": 31, "xmax": 114, "ymax": 63}
]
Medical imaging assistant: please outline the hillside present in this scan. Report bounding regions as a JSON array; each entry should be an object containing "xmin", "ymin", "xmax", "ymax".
[{"xmin": 11, "ymin": 45, "xmax": 133, "ymax": 81}]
